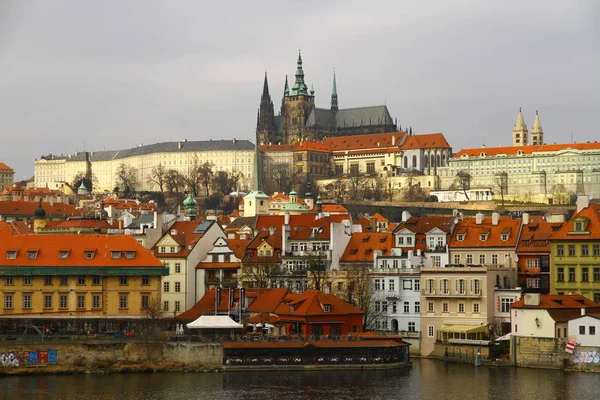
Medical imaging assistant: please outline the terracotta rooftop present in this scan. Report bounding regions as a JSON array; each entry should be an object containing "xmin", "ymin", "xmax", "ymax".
[
  {"xmin": 399, "ymin": 133, "xmax": 451, "ymax": 150},
  {"xmin": 0, "ymin": 200, "xmax": 80, "ymax": 217},
  {"xmin": 325, "ymin": 132, "xmax": 406, "ymax": 152},
  {"xmin": 512, "ymin": 294, "xmax": 599, "ymax": 310},
  {"xmin": 550, "ymin": 203, "xmax": 600, "ymax": 241},
  {"xmin": 517, "ymin": 216, "xmax": 564, "ymax": 253},
  {"xmin": 0, "ymin": 162, "xmax": 13, "ymax": 171},
  {"xmin": 341, "ymin": 232, "xmax": 393, "ymax": 262},
  {"xmin": 454, "ymin": 142, "xmax": 600, "ymax": 158},
  {"xmin": 449, "ymin": 216, "xmax": 521, "ymax": 248}
]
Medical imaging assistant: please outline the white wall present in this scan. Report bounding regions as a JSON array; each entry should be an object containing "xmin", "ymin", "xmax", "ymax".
[{"xmin": 568, "ymin": 315, "xmax": 600, "ymax": 347}]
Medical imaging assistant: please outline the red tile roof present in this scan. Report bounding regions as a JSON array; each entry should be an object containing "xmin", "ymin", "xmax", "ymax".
[
  {"xmin": 394, "ymin": 216, "xmax": 454, "ymax": 235},
  {"xmin": 550, "ymin": 203, "xmax": 600, "ymax": 241},
  {"xmin": 177, "ymin": 288, "xmax": 274, "ymax": 319},
  {"xmin": 449, "ymin": 216, "xmax": 521, "ymax": 248},
  {"xmin": 0, "ymin": 200, "xmax": 80, "ymax": 218},
  {"xmin": 340, "ymin": 232, "xmax": 393, "ymax": 262},
  {"xmin": 512, "ymin": 295, "xmax": 599, "ymax": 310},
  {"xmin": 50, "ymin": 219, "xmax": 114, "ymax": 229},
  {"xmin": 259, "ymin": 144, "xmax": 295, "ymax": 152},
  {"xmin": 294, "ymin": 140, "xmax": 331, "ymax": 153},
  {"xmin": 517, "ymin": 216, "xmax": 564, "ymax": 253},
  {"xmin": 454, "ymin": 142, "xmax": 600, "ymax": 158},
  {"xmin": 325, "ymin": 132, "xmax": 405, "ymax": 152},
  {"xmin": 243, "ymin": 230, "xmax": 282, "ymax": 263},
  {"xmin": 152, "ymin": 220, "xmax": 216, "ymax": 258},
  {"xmin": 271, "ymin": 290, "xmax": 364, "ymax": 316},
  {"xmin": 399, "ymin": 133, "xmax": 451, "ymax": 150},
  {"xmin": 0, "ymin": 162, "xmax": 13, "ymax": 171}
]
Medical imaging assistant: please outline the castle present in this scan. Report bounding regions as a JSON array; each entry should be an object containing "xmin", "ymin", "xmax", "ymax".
[{"xmin": 256, "ymin": 51, "xmax": 399, "ymax": 145}]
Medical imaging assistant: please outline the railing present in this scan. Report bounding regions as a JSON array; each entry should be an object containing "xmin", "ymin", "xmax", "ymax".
[{"xmin": 224, "ymin": 354, "xmax": 403, "ymax": 366}]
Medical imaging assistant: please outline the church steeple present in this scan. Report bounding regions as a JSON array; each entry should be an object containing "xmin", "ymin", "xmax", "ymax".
[
  {"xmin": 331, "ymin": 70, "xmax": 338, "ymax": 113},
  {"xmin": 290, "ymin": 50, "xmax": 309, "ymax": 96},
  {"xmin": 284, "ymin": 75, "xmax": 289, "ymax": 96},
  {"xmin": 531, "ymin": 110, "xmax": 544, "ymax": 145},
  {"xmin": 256, "ymin": 72, "xmax": 276, "ymax": 145},
  {"xmin": 512, "ymin": 107, "xmax": 529, "ymax": 146}
]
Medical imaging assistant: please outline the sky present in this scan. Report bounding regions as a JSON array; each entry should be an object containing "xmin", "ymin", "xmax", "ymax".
[{"xmin": 0, "ymin": 0, "xmax": 599, "ymax": 180}]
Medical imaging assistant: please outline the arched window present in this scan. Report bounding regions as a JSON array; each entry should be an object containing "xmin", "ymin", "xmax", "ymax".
[
  {"xmin": 436, "ymin": 154, "xmax": 441, "ymax": 167},
  {"xmin": 430, "ymin": 154, "xmax": 435, "ymax": 168},
  {"xmin": 412, "ymin": 155, "xmax": 417, "ymax": 168},
  {"xmin": 403, "ymin": 156, "xmax": 408, "ymax": 168},
  {"xmin": 442, "ymin": 153, "xmax": 446, "ymax": 166}
]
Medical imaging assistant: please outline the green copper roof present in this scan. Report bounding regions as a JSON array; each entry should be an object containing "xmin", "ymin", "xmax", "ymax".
[
  {"xmin": 281, "ymin": 202, "xmax": 307, "ymax": 211},
  {"xmin": 289, "ymin": 50, "xmax": 310, "ymax": 97}
]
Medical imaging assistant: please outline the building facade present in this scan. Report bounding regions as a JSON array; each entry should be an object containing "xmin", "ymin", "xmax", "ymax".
[{"xmin": 0, "ymin": 162, "xmax": 15, "ymax": 190}]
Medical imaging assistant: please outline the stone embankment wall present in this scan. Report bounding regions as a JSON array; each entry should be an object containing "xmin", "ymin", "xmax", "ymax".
[
  {"xmin": 567, "ymin": 346, "xmax": 600, "ymax": 373},
  {"xmin": 512, "ymin": 337, "xmax": 567, "ymax": 369},
  {"xmin": 0, "ymin": 342, "xmax": 223, "ymax": 370}
]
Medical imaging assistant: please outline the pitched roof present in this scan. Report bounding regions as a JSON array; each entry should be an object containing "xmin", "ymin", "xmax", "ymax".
[
  {"xmin": 341, "ymin": 232, "xmax": 393, "ymax": 262},
  {"xmin": 321, "ymin": 204, "xmax": 348, "ymax": 213},
  {"xmin": 0, "ymin": 162, "xmax": 14, "ymax": 171},
  {"xmin": 453, "ymin": 142, "xmax": 600, "ymax": 158},
  {"xmin": 0, "ymin": 231, "xmax": 163, "ymax": 268},
  {"xmin": 293, "ymin": 140, "xmax": 331, "ymax": 153},
  {"xmin": 227, "ymin": 239, "xmax": 250, "ymax": 259},
  {"xmin": 242, "ymin": 230, "xmax": 282, "ymax": 263},
  {"xmin": 393, "ymin": 216, "xmax": 454, "ymax": 234},
  {"xmin": 549, "ymin": 203, "xmax": 600, "ymax": 240},
  {"xmin": 177, "ymin": 288, "xmax": 275, "ymax": 320},
  {"xmin": 332, "ymin": 106, "xmax": 394, "ymax": 129},
  {"xmin": 0, "ymin": 201, "xmax": 80, "ymax": 218},
  {"xmin": 50, "ymin": 219, "xmax": 114, "ymax": 229},
  {"xmin": 512, "ymin": 295, "xmax": 599, "ymax": 310},
  {"xmin": 399, "ymin": 133, "xmax": 451, "ymax": 150},
  {"xmin": 273, "ymin": 290, "xmax": 364, "ymax": 316},
  {"xmin": 152, "ymin": 220, "xmax": 215, "ymax": 258},
  {"xmin": 325, "ymin": 132, "xmax": 405, "ymax": 152},
  {"xmin": 245, "ymin": 288, "xmax": 290, "ymax": 312},
  {"xmin": 259, "ymin": 144, "xmax": 295, "ymax": 152},
  {"xmin": 449, "ymin": 216, "xmax": 521, "ymax": 249},
  {"xmin": 517, "ymin": 216, "xmax": 564, "ymax": 253}
]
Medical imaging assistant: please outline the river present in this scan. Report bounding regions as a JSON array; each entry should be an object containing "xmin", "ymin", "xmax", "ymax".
[{"xmin": 3, "ymin": 359, "xmax": 600, "ymax": 400}]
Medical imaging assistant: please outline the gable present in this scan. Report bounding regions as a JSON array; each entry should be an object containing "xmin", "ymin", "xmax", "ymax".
[
  {"xmin": 426, "ymin": 227, "xmax": 446, "ymax": 235},
  {"xmin": 213, "ymin": 237, "xmax": 228, "ymax": 247},
  {"xmin": 156, "ymin": 235, "xmax": 180, "ymax": 247}
]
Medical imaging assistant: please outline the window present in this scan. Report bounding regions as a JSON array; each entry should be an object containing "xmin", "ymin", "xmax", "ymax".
[
  {"xmin": 389, "ymin": 280, "xmax": 395, "ymax": 291},
  {"xmin": 92, "ymin": 295, "xmax": 100, "ymax": 309},
  {"xmin": 111, "ymin": 251, "xmax": 121, "ymax": 259},
  {"xmin": 501, "ymin": 297, "xmax": 514, "ymax": 313},
  {"xmin": 5, "ymin": 275, "xmax": 13, "ymax": 285},
  {"xmin": 142, "ymin": 275, "xmax": 149, "ymax": 285},
  {"xmin": 77, "ymin": 295, "xmax": 85, "ymax": 308},
  {"xmin": 323, "ymin": 304, "xmax": 331, "ymax": 312},
  {"xmin": 44, "ymin": 295, "xmax": 52, "ymax": 309},
  {"xmin": 159, "ymin": 247, "xmax": 166, "ymax": 253},
  {"xmin": 590, "ymin": 326, "xmax": 596, "ymax": 335},
  {"xmin": 174, "ymin": 301, "xmax": 181, "ymax": 312},
  {"xmin": 457, "ymin": 234, "xmax": 465, "ymax": 241},
  {"xmin": 382, "ymin": 301, "xmax": 388, "ymax": 312},
  {"xmin": 119, "ymin": 295, "xmax": 128, "ymax": 309},
  {"xmin": 366, "ymin": 162, "xmax": 375, "ymax": 174},
  {"xmin": 472, "ymin": 279, "xmax": 481, "ymax": 295},
  {"xmin": 442, "ymin": 302, "xmax": 449, "ymax": 313},
  {"xmin": 170, "ymin": 247, "xmax": 176, "ymax": 253},
  {"xmin": 59, "ymin": 295, "xmax": 68, "ymax": 309},
  {"xmin": 456, "ymin": 279, "xmax": 466, "ymax": 295},
  {"xmin": 582, "ymin": 268, "xmax": 589, "ymax": 282},
  {"xmin": 595, "ymin": 268, "xmax": 600, "ymax": 282},
  {"xmin": 27, "ymin": 251, "xmax": 38, "ymax": 259},
  {"xmin": 403, "ymin": 280, "xmax": 412, "ymax": 290},
  {"xmin": 414, "ymin": 280, "xmax": 420, "ymax": 291},
  {"xmin": 85, "ymin": 251, "xmax": 95, "ymax": 259},
  {"xmin": 569, "ymin": 268, "xmax": 576, "ymax": 282},
  {"xmin": 568, "ymin": 245, "xmax": 576, "ymax": 257},
  {"xmin": 428, "ymin": 302, "xmax": 434, "ymax": 312},
  {"xmin": 175, "ymin": 263, "xmax": 181, "ymax": 273},
  {"xmin": 579, "ymin": 326, "xmax": 586, "ymax": 335},
  {"xmin": 375, "ymin": 301, "xmax": 381, "ymax": 312},
  {"xmin": 59, "ymin": 250, "xmax": 69, "ymax": 259},
  {"xmin": 392, "ymin": 301, "xmax": 397, "ymax": 313},
  {"xmin": 374, "ymin": 279, "xmax": 382, "ymax": 291},
  {"xmin": 582, "ymin": 245, "xmax": 589, "ymax": 256},
  {"xmin": 479, "ymin": 254, "xmax": 486, "ymax": 265},
  {"xmin": 392, "ymin": 260, "xmax": 399, "ymax": 268},
  {"xmin": 5, "ymin": 295, "xmax": 13, "ymax": 309},
  {"xmin": 44, "ymin": 276, "xmax": 53, "ymax": 286},
  {"xmin": 473, "ymin": 303, "xmax": 480, "ymax": 313},
  {"xmin": 466, "ymin": 254, "xmax": 473, "ymax": 264},
  {"xmin": 428, "ymin": 326, "xmax": 434, "ymax": 338},
  {"xmin": 60, "ymin": 276, "xmax": 68, "ymax": 286},
  {"xmin": 426, "ymin": 279, "xmax": 434, "ymax": 294},
  {"xmin": 501, "ymin": 234, "xmax": 509, "ymax": 241},
  {"xmin": 492, "ymin": 254, "xmax": 498, "ymax": 265},
  {"xmin": 397, "ymin": 237, "xmax": 404, "ymax": 245},
  {"xmin": 125, "ymin": 251, "xmax": 136, "ymax": 259},
  {"xmin": 6, "ymin": 251, "xmax": 17, "ymax": 259},
  {"xmin": 557, "ymin": 268, "xmax": 565, "ymax": 281},
  {"xmin": 408, "ymin": 322, "xmax": 416, "ymax": 332},
  {"xmin": 78, "ymin": 276, "xmax": 86, "ymax": 285},
  {"xmin": 92, "ymin": 275, "xmax": 101, "ymax": 285},
  {"xmin": 458, "ymin": 303, "xmax": 465, "ymax": 313},
  {"xmin": 406, "ymin": 237, "xmax": 413, "ymax": 245},
  {"xmin": 557, "ymin": 245, "xmax": 564, "ymax": 256},
  {"xmin": 24, "ymin": 276, "xmax": 32, "ymax": 285},
  {"xmin": 163, "ymin": 281, "xmax": 170, "ymax": 292},
  {"xmin": 432, "ymin": 256, "xmax": 441, "ymax": 267},
  {"xmin": 594, "ymin": 245, "xmax": 600, "ymax": 256},
  {"xmin": 120, "ymin": 276, "xmax": 128, "ymax": 286},
  {"xmin": 415, "ymin": 302, "xmax": 420, "ymax": 313},
  {"xmin": 479, "ymin": 234, "xmax": 487, "ymax": 241},
  {"xmin": 175, "ymin": 282, "xmax": 181, "ymax": 292},
  {"xmin": 454, "ymin": 254, "xmax": 460, "ymax": 264},
  {"xmin": 22, "ymin": 294, "xmax": 31, "ymax": 309},
  {"xmin": 163, "ymin": 301, "xmax": 169, "ymax": 311},
  {"xmin": 141, "ymin": 295, "xmax": 149, "ymax": 309},
  {"xmin": 442, "ymin": 279, "xmax": 450, "ymax": 294},
  {"xmin": 404, "ymin": 302, "xmax": 410, "ymax": 313}
]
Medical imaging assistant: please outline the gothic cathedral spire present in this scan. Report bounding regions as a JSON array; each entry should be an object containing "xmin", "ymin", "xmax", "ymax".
[
  {"xmin": 331, "ymin": 70, "xmax": 338, "ymax": 113},
  {"xmin": 531, "ymin": 110, "xmax": 544, "ymax": 145},
  {"xmin": 256, "ymin": 72, "xmax": 276, "ymax": 145},
  {"xmin": 512, "ymin": 107, "xmax": 529, "ymax": 146}
]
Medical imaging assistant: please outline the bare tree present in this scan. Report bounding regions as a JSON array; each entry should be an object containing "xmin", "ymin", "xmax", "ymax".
[
  {"xmin": 72, "ymin": 171, "xmax": 98, "ymax": 192},
  {"xmin": 165, "ymin": 169, "xmax": 184, "ymax": 193},
  {"xmin": 212, "ymin": 171, "xmax": 243, "ymax": 195},
  {"xmin": 306, "ymin": 250, "xmax": 332, "ymax": 293},
  {"xmin": 493, "ymin": 171, "xmax": 509, "ymax": 207},
  {"xmin": 241, "ymin": 256, "xmax": 281, "ymax": 289},
  {"xmin": 450, "ymin": 170, "xmax": 472, "ymax": 201},
  {"xmin": 115, "ymin": 163, "xmax": 138, "ymax": 195},
  {"xmin": 334, "ymin": 267, "xmax": 382, "ymax": 331},
  {"xmin": 143, "ymin": 294, "xmax": 164, "ymax": 320},
  {"xmin": 198, "ymin": 162, "xmax": 214, "ymax": 196},
  {"xmin": 266, "ymin": 162, "xmax": 294, "ymax": 194},
  {"xmin": 403, "ymin": 171, "xmax": 426, "ymax": 202},
  {"xmin": 551, "ymin": 183, "xmax": 571, "ymax": 205},
  {"xmin": 147, "ymin": 164, "xmax": 167, "ymax": 193},
  {"xmin": 346, "ymin": 166, "xmax": 367, "ymax": 201}
]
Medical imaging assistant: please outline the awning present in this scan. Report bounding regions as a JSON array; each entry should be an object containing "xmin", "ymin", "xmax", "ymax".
[
  {"xmin": 439, "ymin": 324, "xmax": 487, "ymax": 334},
  {"xmin": 495, "ymin": 332, "xmax": 512, "ymax": 341},
  {"xmin": 186, "ymin": 315, "xmax": 243, "ymax": 329}
]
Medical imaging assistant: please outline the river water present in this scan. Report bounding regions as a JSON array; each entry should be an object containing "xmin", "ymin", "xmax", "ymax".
[{"xmin": 3, "ymin": 359, "xmax": 600, "ymax": 400}]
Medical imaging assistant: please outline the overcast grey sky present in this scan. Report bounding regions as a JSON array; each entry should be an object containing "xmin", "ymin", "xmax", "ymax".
[{"xmin": 1, "ymin": 0, "xmax": 598, "ymax": 180}]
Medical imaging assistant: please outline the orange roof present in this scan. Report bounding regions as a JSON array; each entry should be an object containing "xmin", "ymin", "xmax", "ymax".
[
  {"xmin": 50, "ymin": 219, "xmax": 113, "ymax": 229},
  {"xmin": 394, "ymin": 216, "xmax": 454, "ymax": 235},
  {"xmin": 227, "ymin": 238, "xmax": 250, "ymax": 259},
  {"xmin": 0, "ymin": 230, "xmax": 163, "ymax": 268},
  {"xmin": 246, "ymin": 312, "xmax": 280, "ymax": 324},
  {"xmin": 321, "ymin": 204, "xmax": 348, "ymax": 213},
  {"xmin": 512, "ymin": 295, "xmax": 599, "ymax": 310},
  {"xmin": 0, "ymin": 162, "xmax": 13, "ymax": 171},
  {"xmin": 243, "ymin": 230, "xmax": 282, "ymax": 263},
  {"xmin": 372, "ymin": 213, "xmax": 388, "ymax": 222},
  {"xmin": 450, "ymin": 216, "xmax": 521, "ymax": 249},
  {"xmin": 259, "ymin": 144, "xmax": 295, "ymax": 152},
  {"xmin": 177, "ymin": 288, "xmax": 275, "ymax": 319},
  {"xmin": 0, "ymin": 200, "xmax": 80, "ymax": 217},
  {"xmin": 341, "ymin": 232, "xmax": 393, "ymax": 262},
  {"xmin": 245, "ymin": 288, "xmax": 290, "ymax": 312},
  {"xmin": 516, "ymin": 216, "xmax": 564, "ymax": 254},
  {"xmin": 399, "ymin": 133, "xmax": 451, "ymax": 150},
  {"xmin": 196, "ymin": 262, "xmax": 240, "ymax": 270},
  {"xmin": 293, "ymin": 140, "xmax": 331, "ymax": 153},
  {"xmin": 269, "ymin": 193, "xmax": 289, "ymax": 202},
  {"xmin": 454, "ymin": 142, "xmax": 600, "ymax": 158},
  {"xmin": 273, "ymin": 290, "xmax": 364, "ymax": 316},
  {"xmin": 550, "ymin": 203, "xmax": 600, "ymax": 241},
  {"xmin": 152, "ymin": 220, "xmax": 217, "ymax": 258},
  {"xmin": 325, "ymin": 132, "xmax": 405, "ymax": 152}
]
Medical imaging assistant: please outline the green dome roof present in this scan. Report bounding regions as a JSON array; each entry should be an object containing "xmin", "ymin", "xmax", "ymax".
[{"xmin": 183, "ymin": 193, "xmax": 197, "ymax": 207}]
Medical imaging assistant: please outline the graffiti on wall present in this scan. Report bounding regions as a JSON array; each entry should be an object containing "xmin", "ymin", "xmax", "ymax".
[
  {"xmin": 0, "ymin": 350, "xmax": 58, "ymax": 368},
  {"xmin": 571, "ymin": 348, "xmax": 600, "ymax": 365}
]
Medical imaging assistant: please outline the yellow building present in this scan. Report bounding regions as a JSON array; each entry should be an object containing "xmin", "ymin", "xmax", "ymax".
[
  {"xmin": 0, "ymin": 223, "xmax": 167, "ymax": 319},
  {"xmin": 0, "ymin": 162, "xmax": 15, "ymax": 190}
]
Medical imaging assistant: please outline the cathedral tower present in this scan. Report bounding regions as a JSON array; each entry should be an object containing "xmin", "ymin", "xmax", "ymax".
[
  {"xmin": 331, "ymin": 70, "xmax": 338, "ymax": 113},
  {"xmin": 512, "ymin": 108, "xmax": 529, "ymax": 146},
  {"xmin": 530, "ymin": 110, "xmax": 544, "ymax": 145},
  {"xmin": 281, "ymin": 50, "xmax": 315, "ymax": 144},
  {"xmin": 256, "ymin": 72, "xmax": 276, "ymax": 145}
]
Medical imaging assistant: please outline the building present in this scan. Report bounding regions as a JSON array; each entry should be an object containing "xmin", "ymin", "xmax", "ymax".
[
  {"xmin": 0, "ymin": 224, "xmax": 167, "ymax": 320},
  {"xmin": 256, "ymin": 52, "xmax": 398, "ymax": 146},
  {"xmin": 196, "ymin": 237, "xmax": 249, "ymax": 295},
  {"xmin": 0, "ymin": 162, "xmax": 16, "ymax": 190},
  {"xmin": 511, "ymin": 293, "xmax": 600, "ymax": 339},
  {"xmin": 0, "ymin": 200, "xmax": 80, "ymax": 223},
  {"xmin": 568, "ymin": 312, "xmax": 600, "ymax": 347},
  {"xmin": 549, "ymin": 201, "xmax": 600, "ymax": 303},
  {"xmin": 34, "ymin": 139, "xmax": 255, "ymax": 193},
  {"xmin": 516, "ymin": 213, "xmax": 564, "ymax": 294},
  {"xmin": 438, "ymin": 110, "xmax": 600, "ymax": 202},
  {"xmin": 152, "ymin": 220, "xmax": 226, "ymax": 316}
]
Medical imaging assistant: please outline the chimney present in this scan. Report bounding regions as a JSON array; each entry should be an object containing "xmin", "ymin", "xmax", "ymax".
[
  {"xmin": 475, "ymin": 213, "xmax": 484, "ymax": 225},
  {"xmin": 269, "ymin": 226, "xmax": 276, "ymax": 236},
  {"xmin": 402, "ymin": 211, "xmax": 411, "ymax": 222},
  {"xmin": 581, "ymin": 308, "xmax": 586, "ymax": 316},
  {"xmin": 391, "ymin": 136, "xmax": 396, "ymax": 146},
  {"xmin": 370, "ymin": 216, "xmax": 377, "ymax": 232},
  {"xmin": 492, "ymin": 212, "xmax": 499, "ymax": 226},
  {"xmin": 232, "ymin": 138, "xmax": 237, "ymax": 144},
  {"xmin": 284, "ymin": 212, "xmax": 290, "ymax": 225},
  {"xmin": 576, "ymin": 195, "xmax": 590, "ymax": 213},
  {"xmin": 178, "ymin": 142, "xmax": 182, "ymax": 149},
  {"xmin": 522, "ymin": 212, "xmax": 529, "ymax": 225},
  {"xmin": 524, "ymin": 293, "xmax": 541, "ymax": 306}
]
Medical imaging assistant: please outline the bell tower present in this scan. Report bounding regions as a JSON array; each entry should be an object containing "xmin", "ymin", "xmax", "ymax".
[
  {"xmin": 512, "ymin": 108, "xmax": 528, "ymax": 146},
  {"xmin": 282, "ymin": 50, "xmax": 315, "ymax": 144}
]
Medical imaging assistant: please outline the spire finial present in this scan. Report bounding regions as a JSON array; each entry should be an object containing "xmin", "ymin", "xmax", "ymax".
[
  {"xmin": 536, "ymin": 109, "xmax": 538, "ymax": 115},
  {"xmin": 331, "ymin": 69, "xmax": 338, "ymax": 112},
  {"xmin": 519, "ymin": 107, "xmax": 522, "ymax": 112}
]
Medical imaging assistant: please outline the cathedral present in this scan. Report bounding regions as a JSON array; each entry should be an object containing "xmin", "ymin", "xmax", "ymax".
[{"xmin": 256, "ymin": 51, "xmax": 399, "ymax": 145}]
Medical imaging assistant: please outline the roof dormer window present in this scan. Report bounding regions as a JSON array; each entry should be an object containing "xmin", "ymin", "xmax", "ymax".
[
  {"xmin": 27, "ymin": 250, "xmax": 38, "ymax": 259},
  {"xmin": 323, "ymin": 304, "xmax": 331, "ymax": 312},
  {"xmin": 457, "ymin": 234, "xmax": 465, "ymax": 241},
  {"xmin": 501, "ymin": 234, "xmax": 509, "ymax": 241},
  {"xmin": 59, "ymin": 250, "xmax": 70, "ymax": 259},
  {"xmin": 85, "ymin": 250, "xmax": 96, "ymax": 260},
  {"xmin": 6, "ymin": 250, "xmax": 17, "ymax": 260},
  {"xmin": 111, "ymin": 251, "xmax": 122, "ymax": 259},
  {"xmin": 124, "ymin": 251, "xmax": 136, "ymax": 259},
  {"xmin": 479, "ymin": 234, "xmax": 487, "ymax": 241}
]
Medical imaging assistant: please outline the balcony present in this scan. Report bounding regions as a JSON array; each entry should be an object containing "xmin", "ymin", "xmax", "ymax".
[
  {"xmin": 422, "ymin": 290, "xmax": 482, "ymax": 298},
  {"xmin": 205, "ymin": 276, "xmax": 238, "ymax": 285},
  {"xmin": 384, "ymin": 290, "xmax": 400, "ymax": 300},
  {"xmin": 426, "ymin": 245, "xmax": 448, "ymax": 253}
]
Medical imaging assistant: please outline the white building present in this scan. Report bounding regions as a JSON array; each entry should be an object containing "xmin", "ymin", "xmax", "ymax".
[{"xmin": 568, "ymin": 313, "xmax": 600, "ymax": 347}]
